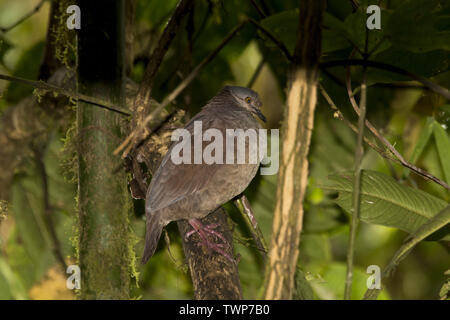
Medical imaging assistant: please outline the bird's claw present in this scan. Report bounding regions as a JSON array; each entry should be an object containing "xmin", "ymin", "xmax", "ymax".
[{"xmin": 185, "ymin": 219, "xmax": 235, "ymax": 264}]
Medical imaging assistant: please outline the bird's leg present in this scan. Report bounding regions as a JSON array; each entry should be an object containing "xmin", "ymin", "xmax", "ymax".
[{"xmin": 185, "ymin": 219, "xmax": 235, "ymax": 263}]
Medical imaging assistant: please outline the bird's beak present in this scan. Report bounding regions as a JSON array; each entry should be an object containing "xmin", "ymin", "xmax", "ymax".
[{"xmin": 253, "ymin": 108, "xmax": 267, "ymax": 122}]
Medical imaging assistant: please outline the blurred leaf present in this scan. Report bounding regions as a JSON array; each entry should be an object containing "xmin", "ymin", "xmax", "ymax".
[
  {"xmin": 0, "ymin": 257, "xmax": 27, "ymax": 300},
  {"xmin": 260, "ymin": 10, "xmax": 351, "ymax": 55},
  {"xmin": 365, "ymin": 204, "xmax": 450, "ymax": 299},
  {"xmin": 311, "ymin": 262, "xmax": 389, "ymax": 300},
  {"xmin": 323, "ymin": 170, "xmax": 450, "ymax": 240},
  {"xmin": 0, "ymin": 35, "xmax": 12, "ymax": 67},
  {"xmin": 368, "ymin": 49, "xmax": 450, "ymax": 83},
  {"xmin": 299, "ymin": 234, "xmax": 331, "ymax": 266},
  {"xmin": 293, "ymin": 268, "xmax": 315, "ymax": 300},
  {"xmin": 4, "ymin": 41, "xmax": 44, "ymax": 104},
  {"xmin": 343, "ymin": 9, "xmax": 391, "ymax": 56},
  {"xmin": 439, "ymin": 104, "xmax": 450, "ymax": 114},
  {"xmin": 386, "ymin": 0, "xmax": 450, "ymax": 53},
  {"xmin": 433, "ymin": 120, "xmax": 450, "ymax": 186},
  {"xmin": 409, "ymin": 117, "xmax": 434, "ymax": 165},
  {"xmin": 135, "ymin": 0, "xmax": 178, "ymax": 28},
  {"xmin": 440, "ymin": 269, "xmax": 450, "ymax": 300},
  {"xmin": 303, "ymin": 204, "xmax": 346, "ymax": 233}
]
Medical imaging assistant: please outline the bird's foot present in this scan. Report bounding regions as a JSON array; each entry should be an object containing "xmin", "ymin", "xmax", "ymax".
[{"xmin": 185, "ymin": 219, "xmax": 235, "ymax": 264}]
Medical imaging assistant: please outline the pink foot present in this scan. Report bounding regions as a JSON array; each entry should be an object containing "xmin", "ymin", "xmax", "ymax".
[{"xmin": 185, "ymin": 219, "xmax": 235, "ymax": 264}]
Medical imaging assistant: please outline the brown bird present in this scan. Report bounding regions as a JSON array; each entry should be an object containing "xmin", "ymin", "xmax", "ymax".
[{"xmin": 142, "ymin": 86, "xmax": 266, "ymax": 264}]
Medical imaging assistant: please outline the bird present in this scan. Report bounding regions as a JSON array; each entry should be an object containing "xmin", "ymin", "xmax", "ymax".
[{"xmin": 142, "ymin": 86, "xmax": 266, "ymax": 264}]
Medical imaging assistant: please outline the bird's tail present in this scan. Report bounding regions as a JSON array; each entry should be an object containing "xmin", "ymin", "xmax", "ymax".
[{"xmin": 141, "ymin": 213, "xmax": 164, "ymax": 264}]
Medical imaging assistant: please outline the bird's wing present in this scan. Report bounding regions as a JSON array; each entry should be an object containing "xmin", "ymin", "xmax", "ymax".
[{"xmin": 146, "ymin": 113, "xmax": 223, "ymax": 212}]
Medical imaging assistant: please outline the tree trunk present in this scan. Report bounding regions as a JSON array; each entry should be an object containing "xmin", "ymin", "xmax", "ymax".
[
  {"xmin": 264, "ymin": 0, "xmax": 324, "ymax": 299},
  {"xmin": 77, "ymin": 0, "xmax": 131, "ymax": 299}
]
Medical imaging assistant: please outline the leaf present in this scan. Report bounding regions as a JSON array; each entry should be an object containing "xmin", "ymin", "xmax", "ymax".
[
  {"xmin": 4, "ymin": 41, "xmax": 45, "ymax": 104},
  {"xmin": 369, "ymin": 49, "xmax": 450, "ymax": 83},
  {"xmin": 386, "ymin": 0, "xmax": 450, "ymax": 53},
  {"xmin": 433, "ymin": 120, "xmax": 450, "ymax": 186},
  {"xmin": 365, "ymin": 204, "xmax": 450, "ymax": 299},
  {"xmin": 0, "ymin": 35, "xmax": 12, "ymax": 67},
  {"xmin": 260, "ymin": 10, "xmax": 351, "ymax": 55},
  {"xmin": 294, "ymin": 268, "xmax": 315, "ymax": 300},
  {"xmin": 409, "ymin": 117, "xmax": 434, "ymax": 165},
  {"xmin": 0, "ymin": 258, "xmax": 28, "ymax": 300},
  {"xmin": 343, "ymin": 9, "xmax": 391, "ymax": 56},
  {"xmin": 323, "ymin": 170, "xmax": 450, "ymax": 240},
  {"xmin": 310, "ymin": 262, "xmax": 389, "ymax": 300}
]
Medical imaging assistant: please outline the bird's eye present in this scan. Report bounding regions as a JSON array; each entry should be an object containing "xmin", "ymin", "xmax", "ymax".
[{"xmin": 245, "ymin": 97, "xmax": 252, "ymax": 103}]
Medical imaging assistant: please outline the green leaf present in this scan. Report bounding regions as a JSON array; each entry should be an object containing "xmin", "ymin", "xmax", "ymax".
[
  {"xmin": 0, "ymin": 258, "xmax": 27, "ymax": 300},
  {"xmin": 386, "ymin": 0, "xmax": 450, "ymax": 53},
  {"xmin": 365, "ymin": 204, "xmax": 450, "ymax": 299},
  {"xmin": 310, "ymin": 262, "xmax": 389, "ymax": 300},
  {"xmin": 260, "ymin": 10, "xmax": 351, "ymax": 55},
  {"xmin": 4, "ymin": 41, "xmax": 44, "ymax": 104},
  {"xmin": 0, "ymin": 35, "xmax": 12, "ymax": 67},
  {"xmin": 343, "ymin": 9, "xmax": 391, "ymax": 56},
  {"xmin": 294, "ymin": 268, "xmax": 315, "ymax": 300},
  {"xmin": 369, "ymin": 49, "xmax": 450, "ymax": 83},
  {"xmin": 433, "ymin": 120, "xmax": 450, "ymax": 186},
  {"xmin": 409, "ymin": 117, "xmax": 434, "ymax": 165},
  {"xmin": 323, "ymin": 170, "xmax": 450, "ymax": 240}
]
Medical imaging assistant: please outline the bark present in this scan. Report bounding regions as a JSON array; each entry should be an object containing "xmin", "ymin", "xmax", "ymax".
[
  {"xmin": 178, "ymin": 211, "xmax": 242, "ymax": 300},
  {"xmin": 264, "ymin": 0, "xmax": 325, "ymax": 299},
  {"xmin": 76, "ymin": 0, "xmax": 131, "ymax": 299}
]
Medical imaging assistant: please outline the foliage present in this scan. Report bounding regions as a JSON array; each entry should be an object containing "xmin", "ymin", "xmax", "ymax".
[{"xmin": 0, "ymin": 0, "xmax": 448, "ymax": 300}]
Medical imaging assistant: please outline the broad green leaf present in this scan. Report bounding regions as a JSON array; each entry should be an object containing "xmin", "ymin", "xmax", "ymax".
[
  {"xmin": 386, "ymin": 0, "xmax": 450, "ymax": 52},
  {"xmin": 433, "ymin": 120, "xmax": 450, "ymax": 186},
  {"xmin": 323, "ymin": 170, "xmax": 450, "ymax": 240}
]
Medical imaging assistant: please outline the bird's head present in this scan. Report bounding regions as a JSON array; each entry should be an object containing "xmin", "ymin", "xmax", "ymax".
[{"xmin": 226, "ymin": 86, "xmax": 266, "ymax": 122}]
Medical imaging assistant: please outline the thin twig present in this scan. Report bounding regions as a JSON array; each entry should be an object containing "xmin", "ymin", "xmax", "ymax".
[
  {"xmin": 114, "ymin": 21, "xmax": 247, "ymax": 157},
  {"xmin": 247, "ymin": 58, "xmax": 265, "ymax": 88},
  {"xmin": 344, "ymin": 30, "xmax": 369, "ymax": 300},
  {"xmin": 132, "ymin": 0, "xmax": 194, "ymax": 124},
  {"xmin": 249, "ymin": 0, "xmax": 267, "ymax": 18},
  {"xmin": 319, "ymin": 85, "xmax": 385, "ymax": 155},
  {"xmin": 0, "ymin": 73, "xmax": 131, "ymax": 115},
  {"xmin": 115, "ymin": 17, "xmax": 295, "ymax": 157},
  {"xmin": 341, "ymin": 63, "xmax": 450, "ymax": 191},
  {"xmin": 320, "ymin": 84, "xmax": 450, "ymax": 191},
  {"xmin": 248, "ymin": 18, "xmax": 293, "ymax": 61},
  {"xmin": 0, "ymin": 0, "xmax": 46, "ymax": 33},
  {"xmin": 233, "ymin": 195, "xmax": 268, "ymax": 259}
]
